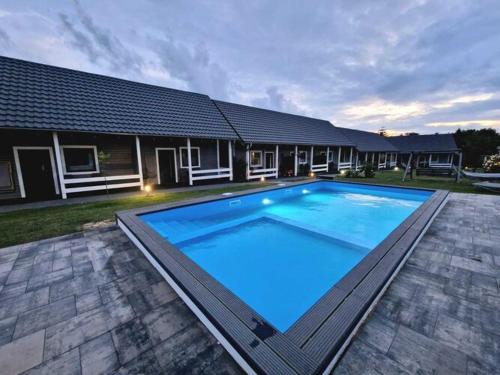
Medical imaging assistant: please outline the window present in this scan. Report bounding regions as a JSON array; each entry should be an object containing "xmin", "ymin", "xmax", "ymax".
[
  {"xmin": 430, "ymin": 153, "xmax": 451, "ymax": 164},
  {"xmin": 328, "ymin": 151, "xmax": 334, "ymax": 162},
  {"xmin": 180, "ymin": 147, "xmax": 201, "ymax": 168},
  {"xmin": 250, "ymin": 151, "xmax": 263, "ymax": 167},
  {"xmin": 298, "ymin": 151, "xmax": 308, "ymax": 164},
  {"xmin": 61, "ymin": 146, "xmax": 99, "ymax": 174},
  {"xmin": 0, "ymin": 161, "xmax": 14, "ymax": 191}
]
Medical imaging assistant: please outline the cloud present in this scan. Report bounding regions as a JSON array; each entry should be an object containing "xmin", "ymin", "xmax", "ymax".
[
  {"xmin": 0, "ymin": 27, "xmax": 9, "ymax": 48},
  {"xmin": 426, "ymin": 120, "xmax": 500, "ymax": 128},
  {"xmin": 58, "ymin": 2, "xmax": 143, "ymax": 73},
  {"xmin": 151, "ymin": 37, "xmax": 230, "ymax": 99},
  {"xmin": 251, "ymin": 86, "xmax": 304, "ymax": 114}
]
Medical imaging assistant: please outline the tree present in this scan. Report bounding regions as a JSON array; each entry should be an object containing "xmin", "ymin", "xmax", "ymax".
[
  {"xmin": 454, "ymin": 128, "xmax": 500, "ymax": 169},
  {"xmin": 378, "ymin": 127, "xmax": 387, "ymax": 137}
]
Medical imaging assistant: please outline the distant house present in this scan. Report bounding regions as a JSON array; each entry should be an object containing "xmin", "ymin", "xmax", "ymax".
[
  {"xmin": 387, "ymin": 134, "xmax": 462, "ymax": 175},
  {"xmin": 336, "ymin": 127, "xmax": 399, "ymax": 170},
  {"xmin": 213, "ymin": 101, "xmax": 354, "ymax": 178}
]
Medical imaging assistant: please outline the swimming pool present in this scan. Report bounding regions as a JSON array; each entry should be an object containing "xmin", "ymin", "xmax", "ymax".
[{"xmin": 117, "ymin": 181, "xmax": 448, "ymax": 374}]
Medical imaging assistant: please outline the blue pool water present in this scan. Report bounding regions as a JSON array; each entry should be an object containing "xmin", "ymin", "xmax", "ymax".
[{"xmin": 141, "ymin": 181, "xmax": 431, "ymax": 331}]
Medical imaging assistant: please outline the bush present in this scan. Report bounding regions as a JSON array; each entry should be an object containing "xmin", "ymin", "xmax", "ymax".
[
  {"xmin": 233, "ymin": 158, "xmax": 247, "ymax": 181},
  {"xmin": 483, "ymin": 154, "xmax": 500, "ymax": 173},
  {"xmin": 345, "ymin": 169, "xmax": 361, "ymax": 178},
  {"xmin": 361, "ymin": 162, "xmax": 375, "ymax": 178}
]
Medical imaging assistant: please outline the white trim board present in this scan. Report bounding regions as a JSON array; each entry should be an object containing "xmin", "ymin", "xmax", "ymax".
[
  {"xmin": 60, "ymin": 145, "xmax": 100, "ymax": 175},
  {"xmin": 12, "ymin": 146, "xmax": 60, "ymax": 198},
  {"xmin": 250, "ymin": 150, "xmax": 263, "ymax": 168},
  {"xmin": 155, "ymin": 147, "xmax": 179, "ymax": 184}
]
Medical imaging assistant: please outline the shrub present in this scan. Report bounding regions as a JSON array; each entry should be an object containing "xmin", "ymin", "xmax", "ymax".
[
  {"xmin": 345, "ymin": 169, "xmax": 361, "ymax": 178},
  {"xmin": 361, "ymin": 162, "xmax": 375, "ymax": 178},
  {"xmin": 483, "ymin": 154, "xmax": 500, "ymax": 173}
]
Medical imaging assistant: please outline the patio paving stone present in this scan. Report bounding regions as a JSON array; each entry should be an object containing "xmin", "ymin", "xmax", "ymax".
[{"xmin": 0, "ymin": 192, "xmax": 497, "ymax": 374}]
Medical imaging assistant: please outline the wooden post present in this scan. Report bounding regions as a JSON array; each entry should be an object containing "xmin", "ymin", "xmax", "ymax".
[
  {"xmin": 245, "ymin": 145, "xmax": 250, "ymax": 180},
  {"xmin": 275, "ymin": 145, "xmax": 279, "ymax": 178},
  {"xmin": 338, "ymin": 146, "xmax": 342, "ymax": 170},
  {"xmin": 187, "ymin": 138, "xmax": 193, "ymax": 186},
  {"xmin": 456, "ymin": 151, "xmax": 463, "ymax": 182},
  {"xmin": 326, "ymin": 146, "xmax": 330, "ymax": 166},
  {"xmin": 216, "ymin": 139, "xmax": 220, "ymax": 174},
  {"xmin": 135, "ymin": 136, "xmax": 144, "ymax": 190},
  {"xmin": 377, "ymin": 153, "xmax": 381, "ymax": 170},
  {"xmin": 52, "ymin": 132, "xmax": 67, "ymax": 199},
  {"xmin": 294, "ymin": 145, "xmax": 298, "ymax": 176},
  {"xmin": 349, "ymin": 147, "xmax": 353, "ymax": 169},
  {"xmin": 371, "ymin": 152, "xmax": 375, "ymax": 166},
  {"xmin": 310, "ymin": 146, "xmax": 314, "ymax": 171},
  {"xmin": 355, "ymin": 151, "xmax": 359, "ymax": 170},
  {"xmin": 228, "ymin": 141, "xmax": 233, "ymax": 181},
  {"xmin": 402, "ymin": 153, "xmax": 413, "ymax": 182}
]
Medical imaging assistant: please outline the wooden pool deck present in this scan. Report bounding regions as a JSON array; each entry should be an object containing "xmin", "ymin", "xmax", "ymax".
[{"xmin": 0, "ymin": 193, "xmax": 498, "ymax": 374}]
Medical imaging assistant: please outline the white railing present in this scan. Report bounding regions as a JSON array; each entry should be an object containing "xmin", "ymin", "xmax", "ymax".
[
  {"xmin": 428, "ymin": 162, "xmax": 453, "ymax": 168},
  {"xmin": 378, "ymin": 163, "xmax": 386, "ymax": 169},
  {"xmin": 191, "ymin": 167, "xmax": 232, "ymax": 181},
  {"xmin": 64, "ymin": 174, "xmax": 142, "ymax": 194},
  {"xmin": 311, "ymin": 163, "xmax": 329, "ymax": 173},
  {"xmin": 338, "ymin": 162, "xmax": 352, "ymax": 170},
  {"xmin": 389, "ymin": 161, "xmax": 397, "ymax": 167},
  {"xmin": 248, "ymin": 167, "xmax": 278, "ymax": 180}
]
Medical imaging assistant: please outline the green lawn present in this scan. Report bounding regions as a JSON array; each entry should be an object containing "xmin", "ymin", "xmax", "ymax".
[
  {"xmin": 0, "ymin": 183, "xmax": 270, "ymax": 248},
  {"xmin": 338, "ymin": 169, "xmax": 483, "ymax": 193}
]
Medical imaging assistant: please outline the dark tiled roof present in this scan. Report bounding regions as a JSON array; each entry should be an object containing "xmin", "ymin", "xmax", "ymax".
[
  {"xmin": 213, "ymin": 100, "xmax": 353, "ymax": 146},
  {"xmin": 336, "ymin": 127, "xmax": 399, "ymax": 152},
  {"xmin": 0, "ymin": 56, "xmax": 237, "ymax": 139},
  {"xmin": 388, "ymin": 134, "xmax": 459, "ymax": 152}
]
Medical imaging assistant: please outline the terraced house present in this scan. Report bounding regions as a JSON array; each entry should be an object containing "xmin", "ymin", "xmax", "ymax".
[{"xmin": 0, "ymin": 56, "xmax": 460, "ymax": 203}]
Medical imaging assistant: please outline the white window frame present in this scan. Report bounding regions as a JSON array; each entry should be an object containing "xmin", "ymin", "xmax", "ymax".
[
  {"xmin": 264, "ymin": 151, "xmax": 275, "ymax": 168},
  {"xmin": 60, "ymin": 145, "xmax": 99, "ymax": 175},
  {"xmin": 322, "ymin": 150, "xmax": 334, "ymax": 163},
  {"xmin": 250, "ymin": 150, "xmax": 263, "ymax": 167},
  {"xmin": 298, "ymin": 150, "xmax": 308, "ymax": 165},
  {"xmin": 179, "ymin": 146, "xmax": 201, "ymax": 169}
]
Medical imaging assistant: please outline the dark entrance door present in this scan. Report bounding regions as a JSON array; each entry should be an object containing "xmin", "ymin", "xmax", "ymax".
[
  {"xmin": 18, "ymin": 149, "xmax": 56, "ymax": 200},
  {"xmin": 158, "ymin": 149, "xmax": 177, "ymax": 186}
]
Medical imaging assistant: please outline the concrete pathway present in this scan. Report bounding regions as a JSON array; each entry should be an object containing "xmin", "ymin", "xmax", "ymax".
[{"xmin": 0, "ymin": 193, "xmax": 498, "ymax": 374}]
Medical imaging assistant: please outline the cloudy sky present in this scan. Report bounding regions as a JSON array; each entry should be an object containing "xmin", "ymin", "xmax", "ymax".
[{"xmin": 1, "ymin": 0, "xmax": 499, "ymax": 134}]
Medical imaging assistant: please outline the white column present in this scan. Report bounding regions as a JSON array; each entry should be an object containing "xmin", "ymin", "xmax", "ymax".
[
  {"xmin": 371, "ymin": 152, "xmax": 375, "ymax": 165},
  {"xmin": 338, "ymin": 146, "xmax": 342, "ymax": 168},
  {"xmin": 365, "ymin": 153, "xmax": 368, "ymax": 164},
  {"xmin": 135, "ymin": 136, "xmax": 144, "ymax": 190},
  {"xmin": 228, "ymin": 141, "xmax": 233, "ymax": 181},
  {"xmin": 294, "ymin": 145, "xmax": 298, "ymax": 176},
  {"xmin": 245, "ymin": 145, "xmax": 250, "ymax": 180},
  {"xmin": 349, "ymin": 147, "xmax": 353, "ymax": 169},
  {"xmin": 326, "ymin": 146, "xmax": 330, "ymax": 169},
  {"xmin": 187, "ymin": 138, "xmax": 193, "ymax": 186},
  {"xmin": 377, "ymin": 153, "xmax": 381, "ymax": 169},
  {"xmin": 310, "ymin": 146, "xmax": 314, "ymax": 171},
  {"xmin": 52, "ymin": 132, "xmax": 67, "ymax": 199},
  {"xmin": 275, "ymin": 145, "xmax": 279, "ymax": 178},
  {"xmin": 355, "ymin": 152, "xmax": 359, "ymax": 170},
  {"xmin": 216, "ymin": 139, "xmax": 220, "ymax": 175},
  {"xmin": 456, "ymin": 152, "xmax": 463, "ymax": 182}
]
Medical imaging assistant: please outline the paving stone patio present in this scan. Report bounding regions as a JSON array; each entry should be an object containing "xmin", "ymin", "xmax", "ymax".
[{"xmin": 0, "ymin": 192, "xmax": 498, "ymax": 374}]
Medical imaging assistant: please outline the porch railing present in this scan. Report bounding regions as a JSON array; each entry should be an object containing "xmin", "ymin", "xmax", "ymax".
[
  {"xmin": 310, "ymin": 163, "xmax": 329, "ymax": 173},
  {"xmin": 64, "ymin": 174, "xmax": 142, "ymax": 194},
  {"xmin": 338, "ymin": 162, "xmax": 352, "ymax": 170},
  {"xmin": 248, "ymin": 167, "xmax": 278, "ymax": 180},
  {"xmin": 191, "ymin": 167, "xmax": 232, "ymax": 181}
]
